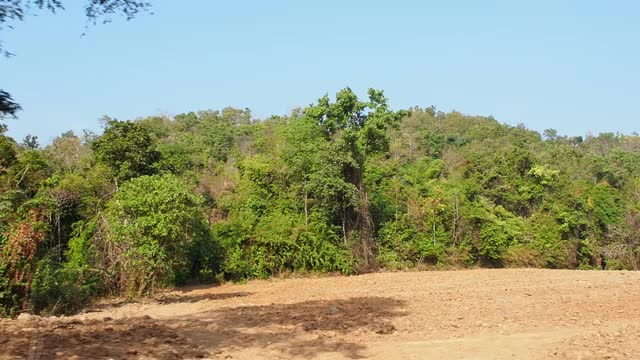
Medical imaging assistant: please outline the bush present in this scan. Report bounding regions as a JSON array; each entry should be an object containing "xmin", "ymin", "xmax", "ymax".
[
  {"xmin": 442, "ymin": 244, "xmax": 475, "ymax": 268},
  {"xmin": 100, "ymin": 174, "xmax": 213, "ymax": 296},
  {"xmin": 30, "ymin": 255, "xmax": 98, "ymax": 315},
  {"xmin": 504, "ymin": 245, "xmax": 545, "ymax": 268},
  {"xmin": 467, "ymin": 202, "xmax": 524, "ymax": 266},
  {"xmin": 376, "ymin": 214, "xmax": 446, "ymax": 267},
  {"xmin": 527, "ymin": 212, "xmax": 569, "ymax": 268},
  {"xmin": 0, "ymin": 265, "xmax": 21, "ymax": 317},
  {"xmin": 214, "ymin": 212, "xmax": 353, "ymax": 280}
]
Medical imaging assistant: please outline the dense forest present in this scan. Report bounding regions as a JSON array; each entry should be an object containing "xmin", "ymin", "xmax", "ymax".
[{"xmin": 1, "ymin": 88, "xmax": 639, "ymax": 316}]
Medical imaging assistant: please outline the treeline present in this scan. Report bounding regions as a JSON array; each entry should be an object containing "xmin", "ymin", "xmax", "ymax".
[{"xmin": 1, "ymin": 88, "xmax": 639, "ymax": 316}]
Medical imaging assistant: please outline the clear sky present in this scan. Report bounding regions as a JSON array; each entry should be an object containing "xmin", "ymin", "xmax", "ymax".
[{"xmin": 2, "ymin": 0, "xmax": 639, "ymax": 143}]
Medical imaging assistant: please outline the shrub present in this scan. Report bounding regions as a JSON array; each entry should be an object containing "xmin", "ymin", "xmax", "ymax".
[
  {"xmin": 100, "ymin": 174, "xmax": 212, "ymax": 296},
  {"xmin": 214, "ymin": 212, "xmax": 353, "ymax": 280},
  {"xmin": 504, "ymin": 245, "xmax": 545, "ymax": 268},
  {"xmin": 30, "ymin": 254, "xmax": 98, "ymax": 315}
]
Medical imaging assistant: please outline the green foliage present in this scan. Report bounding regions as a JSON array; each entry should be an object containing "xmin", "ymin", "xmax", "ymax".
[
  {"xmin": 471, "ymin": 203, "xmax": 525, "ymax": 266},
  {"xmin": 377, "ymin": 213, "xmax": 446, "ymax": 268},
  {"xmin": 214, "ymin": 213, "xmax": 353, "ymax": 280},
  {"xmin": 0, "ymin": 265, "xmax": 20, "ymax": 317},
  {"xmin": 91, "ymin": 120, "xmax": 160, "ymax": 181},
  {"xmin": 0, "ymin": 135, "xmax": 17, "ymax": 169},
  {"xmin": 30, "ymin": 254, "xmax": 98, "ymax": 315},
  {"xmin": 45, "ymin": 131, "xmax": 89, "ymax": 174},
  {"xmin": 2, "ymin": 91, "xmax": 640, "ymax": 317},
  {"xmin": 525, "ymin": 212, "xmax": 568, "ymax": 268},
  {"xmin": 10, "ymin": 150, "xmax": 50, "ymax": 193},
  {"xmin": 101, "ymin": 174, "xmax": 212, "ymax": 296},
  {"xmin": 504, "ymin": 245, "xmax": 545, "ymax": 268},
  {"xmin": 583, "ymin": 182, "xmax": 622, "ymax": 235}
]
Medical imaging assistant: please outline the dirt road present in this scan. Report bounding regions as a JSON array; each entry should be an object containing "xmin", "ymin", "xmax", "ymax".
[{"xmin": 1, "ymin": 269, "xmax": 639, "ymax": 359}]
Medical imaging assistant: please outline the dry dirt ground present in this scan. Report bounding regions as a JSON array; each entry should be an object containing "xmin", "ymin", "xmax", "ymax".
[{"xmin": 1, "ymin": 269, "xmax": 639, "ymax": 359}]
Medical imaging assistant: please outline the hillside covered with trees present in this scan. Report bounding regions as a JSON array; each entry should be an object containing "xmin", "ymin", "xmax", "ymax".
[{"xmin": 1, "ymin": 88, "xmax": 639, "ymax": 316}]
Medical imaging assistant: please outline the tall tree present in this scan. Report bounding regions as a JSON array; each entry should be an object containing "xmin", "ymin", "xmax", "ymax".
[{"xmin": 305, "ymin": 88, "xmax": 408, "ymax": 267}]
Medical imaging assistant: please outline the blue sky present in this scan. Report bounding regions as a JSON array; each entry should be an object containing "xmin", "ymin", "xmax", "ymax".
[{"xmin": 2, "ymin": 0, "xmax": 639, "ymax": 143}]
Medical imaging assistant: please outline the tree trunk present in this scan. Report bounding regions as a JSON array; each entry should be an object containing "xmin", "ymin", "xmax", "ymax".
[
  {"xmin": 452, "ymin": 194, "xmax": 459, "ymax": 245},
  {"xmin": 357, "ymin": 182, "xmax": 375, "ymax": 268},
  {"xmin": 342, "ymin": 207, "xmax": 347, "ymax": 243},
  {"xmin": 304, "ymin": 193, "xmax": 309, "ymax": 228}
]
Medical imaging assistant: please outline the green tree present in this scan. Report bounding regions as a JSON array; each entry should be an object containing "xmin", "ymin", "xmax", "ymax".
[
  {"xmin": 0, "ymin": 135, "xmax": 17, "ymax": 170},
  {"xmin": 21, "ymin": 134, "xmax": 39, "ymax": 149},
  {"xmin": 91, "ymin": 119, "xmax": 160, "ymax": 182},
  {"xmin": 305, "ymin": 88, "xmax": 408, "ymax": 267}
]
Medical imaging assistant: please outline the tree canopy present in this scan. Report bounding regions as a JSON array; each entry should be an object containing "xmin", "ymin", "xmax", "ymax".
[{"xmin": 1, "ymin": 88, "xmax": 640, "ymax": 317}]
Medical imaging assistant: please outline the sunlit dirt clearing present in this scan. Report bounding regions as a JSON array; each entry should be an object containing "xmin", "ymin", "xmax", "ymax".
[{"xmin": 1, "ymin": 269, "xmax": 639, "ymax": 359}]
